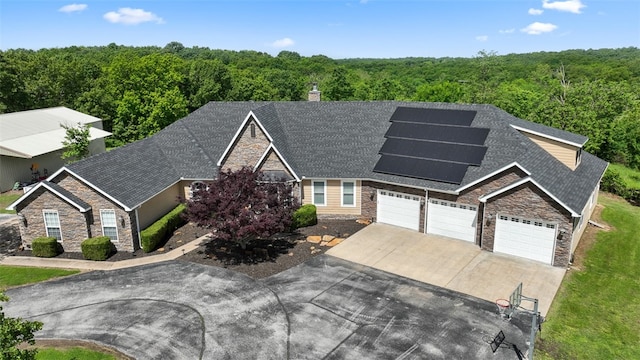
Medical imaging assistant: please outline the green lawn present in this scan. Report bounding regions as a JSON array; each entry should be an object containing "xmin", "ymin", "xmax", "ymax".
[
  {"xmin": 0, "ymin": 192, "xmax": 21, "ymax": 214},
  {"xmin": 608, "ymin": 163, "xmax": 640, "ymax": 189},
  {"xmin": 0, "ymin": 265, "xmax": 80, "ymax": 290},
  {"xmin": 536, "ymin": 195, "xmax": 640, "ymax": 359},
  {"xmin": 35, "ymin": 347, "xmax": 116, "ymax": 360}
]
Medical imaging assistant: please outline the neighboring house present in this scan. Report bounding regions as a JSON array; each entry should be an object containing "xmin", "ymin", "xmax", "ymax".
[
  {"xmin": 0, "ymin": 107, "xmax": 111, "ymax": 192},
  {"xmin": 8, "ymin": 94, "xmax": 607, "ymax": 267}
]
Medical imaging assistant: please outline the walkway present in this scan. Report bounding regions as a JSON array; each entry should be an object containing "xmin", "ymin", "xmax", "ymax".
[{"xmin": 0, "ymin": 234, "xmax": 212, "ymax": 271}]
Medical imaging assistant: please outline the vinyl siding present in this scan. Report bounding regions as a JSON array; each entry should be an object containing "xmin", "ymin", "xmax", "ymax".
[
  {"xmin": 302, "ymin": 179, "xmax": 361, "ymax": 215},
  {"xmin": 137, "ymin": 183, "xmax": 182, "ymax": 229},
  {"xmin": 523, "ymin": 132, "xmax": 580, "ymax": 170}
]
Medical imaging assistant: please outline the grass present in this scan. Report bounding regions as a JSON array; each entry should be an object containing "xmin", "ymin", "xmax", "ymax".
[
  {"xmin": 36, "ymin": 347, "xmax": 116, "ymax": 360},
  {"xmin": 608, "ymin": 163, "xmax": 640, "ymax": 189},
  {"xmin": 0, "ymin": 191, "xmax": 21, "ymax": 214},
  {"xmin": 536, "ymin": 195, "xmax": 640, "ymax": 359},
  {"xmin": 0, "ymin": 265, "xmax": 80, "ymax": 290}
]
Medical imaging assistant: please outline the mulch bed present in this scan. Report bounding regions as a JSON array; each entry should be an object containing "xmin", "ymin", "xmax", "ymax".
[{"xmin": 8, "ymin": 220, "xmax": 368, "ymax": 279}]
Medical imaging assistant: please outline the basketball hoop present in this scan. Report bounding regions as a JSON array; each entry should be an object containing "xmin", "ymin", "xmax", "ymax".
[{"xmin": 495, "ymin": 298, "xmax": 511, "ymax": 318}]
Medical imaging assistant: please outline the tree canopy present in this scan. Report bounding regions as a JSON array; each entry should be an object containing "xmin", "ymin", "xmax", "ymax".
[
  {"xmin": 1, "ymin": 45, "xmax": 639, "ymax": 167},
  {"xmin": 60, "ymin": 122, "xmax": 92, "ymax": 163},
  {"xmin": 1, "ymin": 292, "xmax": 43, "ymax": 360}
]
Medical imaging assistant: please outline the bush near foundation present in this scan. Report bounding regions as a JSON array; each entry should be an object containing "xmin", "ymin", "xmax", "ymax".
[
  {"xmin": 292, "ymin": 204, "xmax": 317, "ymax": 229},
  {"xmin": 140, "ymin": 204, "xmax": 186, "ymax": 253},
  {"xmin": 81, "ymin": 236, "xmax": 114, "ymax": 261},
  {"xmin": 31, "ymin": 237, "xmax": 60, "ymax": 257}
]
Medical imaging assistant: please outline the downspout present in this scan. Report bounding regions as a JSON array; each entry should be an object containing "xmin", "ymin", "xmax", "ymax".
[
  {"xmin": 135, "ymin": 208, "xmax": 142, "ymax": 250},
  {"xmin": 423, "ymin": 189, "xmax": 429, "ymax": 233}
]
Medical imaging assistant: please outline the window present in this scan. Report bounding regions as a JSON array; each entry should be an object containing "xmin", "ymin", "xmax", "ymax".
[
  {"xmin": 250, "ymin": 123, "xmax": 256, "ymax": 138},
  {"xmin": 100, "ymin": 210, "xmax": 119, "ymax": 241},
  {"xmin": 342, "ymin": 181, "xmax": 355, "ymax": 206},
  {"xmin": 43, "ymin": 210, "xmax": 62, "ymax": 242},
  {"xmin": 312, "ymin": 180, "xmax": 326, "ymax": 206}
]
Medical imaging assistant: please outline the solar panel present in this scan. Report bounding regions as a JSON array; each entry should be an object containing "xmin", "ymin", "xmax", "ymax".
[
  {"xmin": 390, "ymin": 107, "xmax": 477, "ymax": 126},
  {"xmin": 385, "ymin": 122, "xmax": 489, "ymax": 145},
  {"xmin": 373, "ymin": 154, "xmax": 469, "ymax": 184},
  {"xmin": 379, "ymin": 138, "xmax": 487, "ymax": 166}
]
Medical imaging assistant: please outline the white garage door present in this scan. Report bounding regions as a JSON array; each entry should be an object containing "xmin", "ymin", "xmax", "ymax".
[
  {"xmin": 426, "ymin": 199, "xmax": 478, "ymax": 242},
  {"xmin": 377, "ymin": 190, "xmax": 421, "ymax": 231},
  {"xmin": 494, "ymin": 215, "xmax": 556, "ymax": 264}
]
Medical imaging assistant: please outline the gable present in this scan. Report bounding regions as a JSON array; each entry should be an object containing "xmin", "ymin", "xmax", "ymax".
[
  {"xmin": 219, "ymin": 116, "xmax": 271, "ymax": 171},
  {"xmin": 255, "ymin": 147, "xmax": 294, "ymax": 181}
]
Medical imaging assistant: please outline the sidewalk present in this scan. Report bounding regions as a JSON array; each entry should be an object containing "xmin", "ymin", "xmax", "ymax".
[{"xmin": 0, "ymin": 233, "xmax": 212, "ymax": 271}]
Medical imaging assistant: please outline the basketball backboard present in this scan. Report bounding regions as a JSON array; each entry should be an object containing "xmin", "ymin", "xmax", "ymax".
[{"xmin": 509, "ymin": 282, "xmax": 523, "ymax": 310}]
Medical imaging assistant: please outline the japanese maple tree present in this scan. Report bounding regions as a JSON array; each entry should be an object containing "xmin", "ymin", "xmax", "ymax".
[{"xmin": 185, "ymin": 167, "xmax": 299, "ymax": 249}]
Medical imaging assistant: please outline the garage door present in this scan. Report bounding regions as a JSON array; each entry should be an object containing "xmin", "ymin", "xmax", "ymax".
[
  {"xmin": 377, "ymin": 190, "xmax": 421, "ymax": 231},
  {"xmin": 494, "ymin": 215, "xmax": 556, "ymax": 264},
  {"xmin": 426, "ymin": 199, "xmax": 477, "ymax": 242}
]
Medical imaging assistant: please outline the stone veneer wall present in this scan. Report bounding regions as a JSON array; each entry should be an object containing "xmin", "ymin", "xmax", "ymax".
[
  {"xmin": 221, "ymin": 119, "xmax": 270, "ymax": 171},
  {"xmin": 482, "ymin": 183, "xmax": 573, "ymax": 267},
  {"xmin": 361, "ymin": 181, "xmax": 426, "ymax": 232},
  {"xmin": 54, "ymin": 174, "xmax": 137, "ymax": 252},
  {"xmin": 16, "ymin": 188, "xmax": 90, "ymax": 251},
  {"xmin": 258, "ymin": 149, "xmax": 293, "ymax": 178}
]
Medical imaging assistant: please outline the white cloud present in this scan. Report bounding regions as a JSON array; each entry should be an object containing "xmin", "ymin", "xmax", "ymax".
[
  {"xmin": 542, "ymin": 0, "xmax": 586, "ymax": 14},
  {"xmin": 521, "ymin": 22, "xmax": 558, "ymax": 35},
  {"xmin": 499, "ymin": 29, "xmax": 515, "ymax": 34},
  {"xmin": 528, "ymin": 8, "xmax": 544, "ymax": 15},
  {"xmin": 271, "ymin": 38, "xmax": 295, "ymax": 48},
  {"xmin": 59, "ymin": 4, "xmax": 87, "ymax": 13},
  {"xmin": 103, "ymin": 8, "xmax": 164, "ymax": 25},
  {"xmin": 476, "ymin": 35, "xmax": 489, "ymax": 42}
]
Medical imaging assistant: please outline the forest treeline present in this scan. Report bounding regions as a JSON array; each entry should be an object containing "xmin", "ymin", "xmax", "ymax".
[{"xmin": 1, "ymin": 43, "xmax": 639, "ymax": 168}]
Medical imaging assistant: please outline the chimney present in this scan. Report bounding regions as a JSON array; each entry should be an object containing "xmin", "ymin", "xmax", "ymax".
[{"xmin": 308, "ymin": 83, "xmax": 321, "ymax": 102}]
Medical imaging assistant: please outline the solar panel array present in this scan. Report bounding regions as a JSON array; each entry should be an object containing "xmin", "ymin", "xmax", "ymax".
[{"xmin": 373, "ymin": 107, "xmax": 489, "ymax": 184}]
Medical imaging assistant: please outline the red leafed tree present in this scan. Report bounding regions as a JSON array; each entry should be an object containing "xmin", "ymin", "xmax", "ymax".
[{"xmin": 185, "ymin": 167, "xmax": 299, "ymax": 249}]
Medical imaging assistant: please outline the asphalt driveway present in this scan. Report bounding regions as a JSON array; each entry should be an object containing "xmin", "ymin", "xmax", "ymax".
[
  {"xmin": 4, "ymin": 257, "xmax": 530, "ymax": 359},
  {"xmin": 326, "ymin": 223, "xmax": 566, "ymax": 315}
]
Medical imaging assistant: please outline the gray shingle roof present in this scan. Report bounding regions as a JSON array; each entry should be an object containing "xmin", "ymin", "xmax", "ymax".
[{"xmin": 64, "ymin": 101, "xmax": 607, "ymax": 215}]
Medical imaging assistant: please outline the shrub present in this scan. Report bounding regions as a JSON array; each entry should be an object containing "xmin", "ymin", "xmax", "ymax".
[
  {"xmin": 292, "ymin": 204, "xmax": 317, "ymax": 229},
  {"xmin": 81, "ymin": 236, "xmax": 114, "ymax": 261},
  {"xmin": 601, "ymin": 168, "xmax": 625, "ymax": 194},
  {"xmin": 601, "ymin": 167, "xmax": 640, "ymax": 206},
  {"xmin": 140, "ymin": 204, "xmax": 186, "ymax": 253},
  {"xmin": 31, "ymin": 237, "xmax": 60, "ymax": 258}
]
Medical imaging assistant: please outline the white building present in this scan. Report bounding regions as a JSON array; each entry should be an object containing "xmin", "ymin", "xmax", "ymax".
[{"xmin": 0, "ymin": 107, "xmax": 111, "ymax": 192}]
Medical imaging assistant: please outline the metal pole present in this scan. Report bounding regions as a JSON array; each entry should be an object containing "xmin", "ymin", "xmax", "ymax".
[{"xmin": 529, "ymin": 298, "xmax": 538, "ymax": 359}]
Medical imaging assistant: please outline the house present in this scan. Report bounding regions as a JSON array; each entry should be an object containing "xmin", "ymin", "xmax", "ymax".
[
  {"xmin": 0, "ymin": 107, "xmax": 111, "ymax": 192},
  {"xmin": 7, "ymin": 95, "xmax": 607, "ymax": 267}
]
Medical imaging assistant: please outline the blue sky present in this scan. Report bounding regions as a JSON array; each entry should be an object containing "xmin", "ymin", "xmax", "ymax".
[{"xmin": 1, "ymin": 0, "xmax": 638, "ymax": 58}]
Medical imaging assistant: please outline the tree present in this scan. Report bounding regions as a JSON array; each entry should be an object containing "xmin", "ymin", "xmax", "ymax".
[
  {"xmin": 326, "ymin": 67, "xmax": 355, "ymax": 100},
  {"xmin": 184, "ymin": 167, "xmax": 299, "ymax": 250},
  {"xmin": 61, "ymin": 122, "xmax": 92, "ymax": 163},
  {"xmin": 413, "ymin": 81, "xmax": 466, "ymax": 103},
  {"xmin": 1, "ymin": 292, "xmax": 43, "ymax": 360}
]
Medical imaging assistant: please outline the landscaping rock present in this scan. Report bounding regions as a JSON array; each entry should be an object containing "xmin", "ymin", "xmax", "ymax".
[
  {"xmin": 322, "ymin": 235, "xmax": 335, "ymax": 242},
  {"xmin": 320, "ymin": 241, "xmax": 329, "ymax": 247},
  {"xmin": 327, "ymin": 238, "xmax": 344, "ymax": 247},
  {"xmin": 306, "ymin": 236, "xmax": 322, "ymax": 243}
]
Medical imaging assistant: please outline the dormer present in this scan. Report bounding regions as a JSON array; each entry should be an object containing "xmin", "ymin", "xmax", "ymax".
[{"xmin": 512, "ymin": 126, "xmax": 585, "ymax": 170}]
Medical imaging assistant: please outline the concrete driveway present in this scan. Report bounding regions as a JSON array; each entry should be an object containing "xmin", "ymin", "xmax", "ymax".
[
  {"xmin": 326, "ymin": 223, "xmax": 566, "ymax": 315},
  {"xmin": 5, "ymin": 257, "xmax": 530, "ymax": 359}
]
